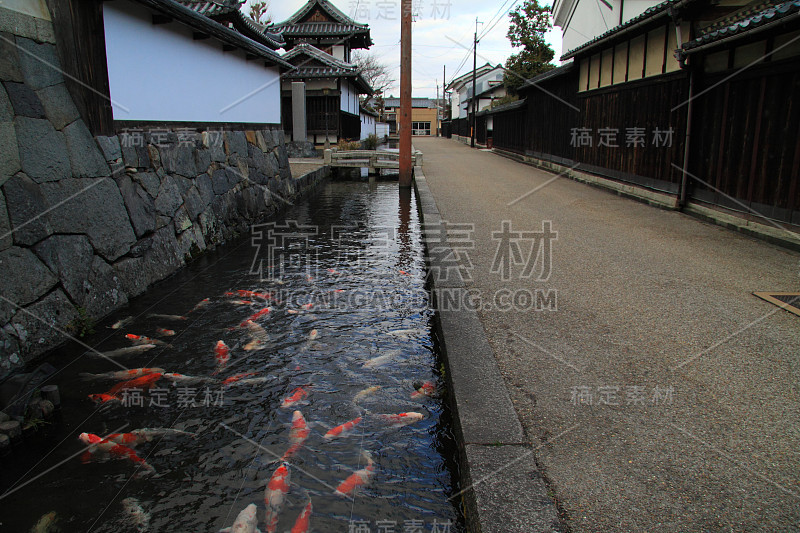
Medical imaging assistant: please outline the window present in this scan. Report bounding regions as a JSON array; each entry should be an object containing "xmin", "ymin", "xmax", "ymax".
[{"xmin": 412, "ymin": 121, "xmax": 431, "ymax": 135}]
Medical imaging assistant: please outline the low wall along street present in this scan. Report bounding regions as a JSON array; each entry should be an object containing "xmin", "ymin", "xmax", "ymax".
[{"xmin": 0, "ymin": 5, "xmax": 328, "ymax": 380}]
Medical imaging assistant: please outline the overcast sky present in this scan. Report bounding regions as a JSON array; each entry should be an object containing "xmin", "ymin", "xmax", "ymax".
[{"xmin": 245, "ymin": 0, "xmax": 563, "ymax": 98}]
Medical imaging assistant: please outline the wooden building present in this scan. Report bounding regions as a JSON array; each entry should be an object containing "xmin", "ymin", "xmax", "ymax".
[
  {"xmin": 485, "ymin": 0, "xmax": 800, "ymax": 227},
  {"xmin": 268, "ymin": 0, "xmax": 375, "ymax": 144}
]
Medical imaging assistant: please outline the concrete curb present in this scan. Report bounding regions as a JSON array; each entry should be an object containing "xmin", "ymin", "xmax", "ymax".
[
  {"xmin": 490, "ymin": 146, "xmax": 800, "ymax": 252},
  {"xmin": 413, "ymin": 166, "xmax": 563, "ymax": 533}
]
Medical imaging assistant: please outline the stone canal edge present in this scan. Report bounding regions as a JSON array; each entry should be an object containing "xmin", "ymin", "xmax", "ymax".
[{"xmin": 413, "ymin": 167, "xmax": 564, "ymax": 533}]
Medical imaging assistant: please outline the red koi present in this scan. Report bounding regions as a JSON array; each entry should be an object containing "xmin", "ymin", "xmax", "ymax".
[
  {"xmin": 301, "ymin": 303, "xmax": 313, "ymax": 310},
  {"xmin": 240, "ymin": 307, "xmax": 271, "ymax": 326},
  {"xmin": 264, "ymin": 462, "xmax": 290, "ymax": 533},
  {"xmin": 281, "ymin": 411, "xmax": 310, "ymax": 461},
  {"xmin": 78, "ymin": 432, "xmax": 155, "ymax": 473},
  {"xmin": 377, "ymin": 412, "xmax": 424, "ymax": 427},
  {"xmin": 156, "ymin": 328, "xmax": 175, "ymax": 337},
  {"xmin": 280, "ymin": 386, "xmax": 310, "ymax": 409},
  {"xmin": 290, "ymin": 499, "xmax": 312, "ymax": 533},
  {"xmin": 213, "ymin": 341, "xmax": 230, "ymax": 373},
  {"xmin": 108, "ymin": 373, "xmax": 163, "ymax": 395},
  {"xmin": 88, "ymin": 393, "xmax": 120, "ymax": 404},
  {"xmin": 323, "ymin": 416, "xmax": 362, "ymax": 440},
  {"xmin": 125, "ymin": 334, "xmax": 164, "ymax": 346}
]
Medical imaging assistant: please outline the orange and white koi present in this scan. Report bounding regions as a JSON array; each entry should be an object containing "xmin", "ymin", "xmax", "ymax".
[
  {"xmin": 280, "ymin": 386, "xmax": 310, "ymax": 409},
  {"xmin": 399, "ymin": 270, "xmax": 410, "ymax": 276},
  {"xmin": 411, "ymin": 381, "xmax": 436, "ymax": 399},
  {"xmin": 323, "ymin": 416, "xmax": 362, "ymax": 440},
  {"xmin": 301, "ymin": 303, "xmax": 313, "ymax": 310},
  {"xmin": 88, "ymin": 393, "xmax": 121, "ymax": 404},
  {"xmin": 108, "ymin": 373, "xmax": 163, "ymax": 395},
  {"xmin": 225, "ymin": 376, "xmax": 272, "ymax": 387},
  {"xmin": 234, "ymin": 290, "xmax": 273, "ymax": 300},
  {"xmin": 227, "ymin": 299, "xmax": 254, "ymax": 306},
  {"xmin": 125, "ymin": 334, "xmax": 166, "ymax": 346},
  {"xmin": 80, "ymin": 368, "xmax": 164, "ymax": 380},
  {"xmin": 308, "ymin": 329, "xmax": 318, "ymax": 341},
  {"xmin": 377, "ymin": 412, "xmax": 424, "ymax": 427},
  {"xmin": 281, "ymin": 410, "xmax": 310, "ymax": 461},
  {"xmin": 290, "ymin": 499, "xmax": 312, "ymax": 533},
  {"xmin": 327, "ymin": 268, "xmax": 338, "ymax": 275},
  {"xmin": 106, "ymin": 428, "xmax": 196, "ymax": 447},
  {"xmin": 264, "ymin": 462, "xmax": 290, "ymax": 533},
  {"xmin": 213, "ymin": 340, "xmax": 230, "ymax": 373},
  {"xmin": 220, "ymin": 503, "xmax": 260, "ymax": 533},
  {"xmin": 78, "ymin": 433, "xmax": 155, "ymax": 473},
  {"xmin": 156, "ymin": 328, "xmax": 175, "ymax": 337},
  {"xmin": 334, "ymin": 452, "xmax": 374, "ymax": 497},
  {"xmin": 190, "ymin": 298, "xmax": 211, "ymax": 312},
  {"xmin": 221, "ymin": 372, "xmax": 258, "ymax": 386}
]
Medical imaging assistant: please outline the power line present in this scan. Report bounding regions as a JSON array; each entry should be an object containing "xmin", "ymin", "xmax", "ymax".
[{"xmin": 479, "ymin": 0, "xmax": 523, "ymax": 41}]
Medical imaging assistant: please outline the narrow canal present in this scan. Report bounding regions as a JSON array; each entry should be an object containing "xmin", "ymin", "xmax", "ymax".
[{"xmin": 0, "ymin": 181, "xmax": 464, "ymax": 532}]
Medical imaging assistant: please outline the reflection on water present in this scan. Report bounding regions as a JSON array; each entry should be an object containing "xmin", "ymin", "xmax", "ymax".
[{"xmin": 0, "ymin": 182, "xmax": 463, "ymax": 532}]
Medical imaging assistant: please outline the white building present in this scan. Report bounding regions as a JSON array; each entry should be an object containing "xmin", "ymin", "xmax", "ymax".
[
  {"xmin": 553, "ymin": 0, "xmax": 664, "ymax": 55},
  {"xmin": 446, "ymin": 64, "xmax": 507, "ymax": 119}
]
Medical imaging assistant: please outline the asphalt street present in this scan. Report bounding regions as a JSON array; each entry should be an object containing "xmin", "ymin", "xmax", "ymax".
[{"xmin": 415, "ymin": 136, "xmax": 800, "ymax": 532}]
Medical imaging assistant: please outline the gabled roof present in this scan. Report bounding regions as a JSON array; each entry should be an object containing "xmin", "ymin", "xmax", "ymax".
[
  {"xmin": 131, "ymin": 0, "xmax": 292, "ymax": 66},
  {"xmin": 281, "ymin": 43, "xmax": 373, "ymax": 93},
  {"xmin": 176, "ymin": 0, "xmax": 286, "ymax": 48},
  {"xmin": 271, "ymin": 0, "xmax": 367, "ymax": 28},
  {"xmin": 266, "ymin": 0, "xmax": 372, "ymax": 48},
  {"xmin": 446, "ymin": 63, "xmax": 501, "ymax": 91},
  {"xmin": 520, "ymin": 62, "xmax": 575, "ymax": 90},
  {"xmin": 682, "ymin": 0, "xmax": 800, "ymax": 53}
]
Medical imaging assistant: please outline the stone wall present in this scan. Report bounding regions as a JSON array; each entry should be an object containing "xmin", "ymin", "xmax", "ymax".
[{"xmin": 0, "ymin": 7, "xmax": 328, "ymax": 379}]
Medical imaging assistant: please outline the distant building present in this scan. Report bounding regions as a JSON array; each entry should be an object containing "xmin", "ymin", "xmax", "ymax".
[
  {"xmin": 446, "ymin": 64, "xmax": 507, "ymax": 119},
  {"xmin": 382, "ymin": 98, "xmax": 440, "ymax": 136},
  {"xmin": 267, "ymin": 0, "xmax": 375, "ymax": 144}
]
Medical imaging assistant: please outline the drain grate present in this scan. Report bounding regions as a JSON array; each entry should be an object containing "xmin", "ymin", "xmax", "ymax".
[{"xmin": 753, "ymin": 292, "xmax": 800, "ymax": 317}]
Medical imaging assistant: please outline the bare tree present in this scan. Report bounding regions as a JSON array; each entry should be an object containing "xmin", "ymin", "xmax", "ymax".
[
  {"xmin": 248, "ymin": 1, "xmax": 271, "ymax": 24},
  {"xmin": 351, "ymin": 51, "xmax": 396, "ymax": 105}
]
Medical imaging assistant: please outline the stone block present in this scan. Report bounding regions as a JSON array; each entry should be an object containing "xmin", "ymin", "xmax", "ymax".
[
  {"xmin": 0, "ymin": 189, "xmax": 10, "ymax": 251},
  {"xmin": 0, "ymin": 246, "xmax": 57, "ymax": 324},
  {"xmin": 112, "ymin": 223, "xmax": 182, "ymax": 298},
  {"xmin": 0, "ymin": 32, "xmax": 22, "ymax": 83},
  {"xmin": 40, "ymin": 177, "xmax": 136, "ymax": 261},
  {"xmin": 83, "ymin": 255, "xmax": 127, "ymax": 319},
  {"xmin": 14, "ymin": 116, "xmax": 69, "ymax": 183},
  {"xmin": 133, "ymin": 171, "xmax": 160, "ymax": 198},
  {"xmin": 154, "ymin": 174, "xmax": 183, "ymax": 216},
  {"xmin": 11, "ymin": 289, "xmax": 78, "ymax": 361},
  {"xmin": 35, "ymin": 17, "xmax": 56, "ymax": 44},
  {"xmin": 0, "ymin": 121, "xmax": 20, "ymax": 185},
  {"xmin": 182, "ymin": 186, "xmax": 204, "ymax": 220},
  {"xmin": 32, "ymin": 234, "xmax": 94, "ymax": 307},
  {"xmin": 16, "ymin": 38, "xmax": 62, "ymax": 90},
  {"xmin": 174, "ymin": 206, "xmax": 192, "ymax": 234},
  {"xmin": 63, "ymin": 120, "xmax": 110, "ymax": 178},
  {"xmin": 36, "ymin": 83, "xmax": 80, "ymax": 130},
  {"xmin": 95, "ymin": 135, "xmax": 122, "ymax": 163},
  {"xmin": 0, "ymin": 83, "xmax": 12, "ymax": 122},
  {"xmin": 3, "ymin": 81, "xmax": 44, "ymax": 118},
  {"xmin": 116, "ymin": 174, "xmax": 156, "ymax": 238},
  {"xmin": 2, "ymin": 171, "xmax": 51, "ymax": 245}
]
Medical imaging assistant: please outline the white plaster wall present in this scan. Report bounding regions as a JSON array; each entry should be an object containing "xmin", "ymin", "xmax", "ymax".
[
  {"xmin": 339, "ymin": 81, "xmax": 359, "ymax": 115},
  {"xmin": 558, "ymin": 0, "xmax": 662, "ymax": 54},
  {"xmin": 3, "ymin": 0, "xmax": 50, "ymax": 19},
  {"xmin": 376, "ymin": 123, "xmax": 389, "ymax": 138},
  {"xmin": 104, "ymin": 1, "xmax": 281, "ymax": 123},
  {"xmin": 360, "ymin": 112, "xmax": 375, "ymax": 140}
]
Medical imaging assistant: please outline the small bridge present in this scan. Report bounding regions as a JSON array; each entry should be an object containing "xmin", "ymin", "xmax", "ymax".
[{"xmin": 324, "ymin": 149, "xmax": 423, "ymax": 175}]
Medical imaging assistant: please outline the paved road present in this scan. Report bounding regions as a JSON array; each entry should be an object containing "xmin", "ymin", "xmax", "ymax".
[{"xmin": 414, "ymin": 137, "xmax": 800, "ymax": 532}]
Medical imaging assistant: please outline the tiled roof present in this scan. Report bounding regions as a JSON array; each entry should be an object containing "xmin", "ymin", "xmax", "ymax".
[
  {"xmin": 682, "ymin": 0, "xmax": 800, "ymax": 52},
  {"xmin": 131, "ymin": 0, "xmax": 291, "ymax": 66},
  {"xmin": 281, "ymin": 44, "xmax": 372, "ymax": 92},
  {"xmin": 176, "ymin": 0, "xmax": 285, "ymax": 49},
  {"xmin": 478, "ymin": 98, "xmax": 526, "ymax": 116},
  {"xmin": 521, "ymin": 62, "xmax": 575, "ymax": 89},
  {"xmin": 269, "ymin": 0, "xmax": 367, "ymax": 29},
  {"xmin": 561, "ymin": 0, "xmax": 686, "ymax": 60},
  {"xmin": 275, "ymin": 22, "xmax": 369, "ymax": 36}
]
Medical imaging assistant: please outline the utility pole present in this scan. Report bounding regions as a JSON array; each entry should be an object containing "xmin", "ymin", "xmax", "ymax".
[
  {"xmin": 399, "ymin": 0, "xmax": 413, "ymax": 188},
  {"xmin": 435, "ymin": 79, "xmax": 439, "ymax": 137},
  {"xmin": 471, "ymin": 18, "xmax": 481, "ymax": 148}
]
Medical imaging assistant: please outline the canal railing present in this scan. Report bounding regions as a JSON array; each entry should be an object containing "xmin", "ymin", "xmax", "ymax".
[{"xmin": 323, "ymin": 148, "xmax": 423, "ymax": 175}]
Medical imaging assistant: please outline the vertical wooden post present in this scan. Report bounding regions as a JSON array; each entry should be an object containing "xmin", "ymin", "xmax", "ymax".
[{"xmin": 399, "ymin": 0, "xmax": 413, "ymax": 188}]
